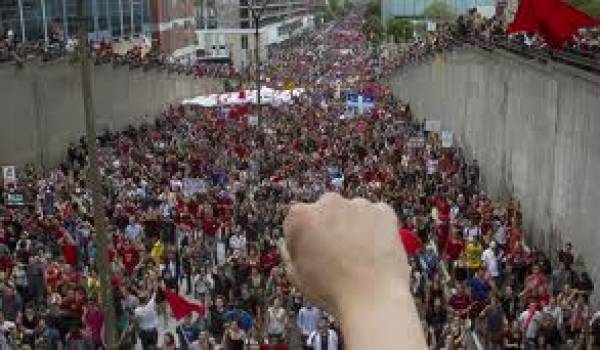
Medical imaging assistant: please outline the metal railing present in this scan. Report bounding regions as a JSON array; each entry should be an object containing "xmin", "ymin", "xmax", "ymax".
[{"xmin": 459, "ymin": 33, "xmax": 600, "ymax": 74}]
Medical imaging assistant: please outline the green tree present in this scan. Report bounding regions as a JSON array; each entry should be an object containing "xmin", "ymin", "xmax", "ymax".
[
  {"xmin": 423, "ymin": 1, "xmax": 455, "ymax": 19},
  {"xmin": 366, "ymin": 0, "xmax": 381, "ymax": 18},
  {"xmin": 329, "ymin": 0, "xmax": 345, "ymax": 15},
  {"xmin": 573, "ymin": 0, "xmax": 600, "ymax": 17},
  {"xmin": 387, "ymin": 18, "xmax": 415, "ymax": 42},
  {"xmin": 362, "ymin": 15, "xmax": 384, "ymax": 43},
  {"xmin": 323, "ymin": 9, "xmax": 336, "ymax": 22}
]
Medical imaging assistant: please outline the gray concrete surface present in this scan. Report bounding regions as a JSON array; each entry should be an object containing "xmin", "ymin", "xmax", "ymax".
[
  {"xmin": 391, "ymin": 47, "xmax": 600, "ymax": 303},
  {"xmin": 0, "ymin": 61, "xmax": 222, "ymax": 168}
]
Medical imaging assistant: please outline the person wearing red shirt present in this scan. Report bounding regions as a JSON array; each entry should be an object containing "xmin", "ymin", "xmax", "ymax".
[
  {"xmin": 261, "ymin": 247, "xmax": 280, "ymax": 274},
  {"xmin": 443, "ymin": 229, "xmax": 464, "ymax": 263},
  {"xmin": 121, "ymin": 240, "xmax": 140, "ymax": 274},
  {"xmin": 83, "ymin": 297, "xmax": 105, "ymax": 348},
  {"xmin": 187, "ymin": 198, "xmax": 199, "ymax": 219},
  {"xmin": 61, "ymin": 234, "xmax": 78, "ymax": 267},
  {"xmin": 202, "ymin": 214, "xmax": 219, "ymax": 237},
  {"xmin": 449, "ymin": 283, "xmax": 472, "ymax": 319},
  {"xmin": 521, "ymin": 264, "xmax": 548, "ymax": 301},
  {"xmin": 45, "ymin": 261, "xmax": 62, "ymax": 293}
]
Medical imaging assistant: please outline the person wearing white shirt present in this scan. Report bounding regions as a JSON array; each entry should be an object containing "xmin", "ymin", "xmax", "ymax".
[
  {"xmin": 464, "ymin": 223, "xmax": 481, "ymax": 241},
  {"xmin": 307, "ymin": 318, "xmax": 338, "ymax": 350},
  {"xmin": 450, "ymin": 204, "xmax": 460, "ymax": 222},
  {"xmin": 481, "ymin": 241, "xmax": 500, "ymax": 284},
  {"xmin": 229, "ymin": 231, "xmax": 247, "ymax": 257},
  {"xmin": 297, "ymin": 305, "xmax": 321, "ymax": 345},
  {"xmin": 135, "ymin": 291, "xmax": 159, "ymax": 349},
  {"xmin": 125, "ymin": 217, "xmax": 144, "ymax": 241}
]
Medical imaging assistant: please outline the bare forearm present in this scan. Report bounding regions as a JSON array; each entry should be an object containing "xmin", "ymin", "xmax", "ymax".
[{"xmin": 339, "ymin": 287, "xmax": 427, "ymax": 350}]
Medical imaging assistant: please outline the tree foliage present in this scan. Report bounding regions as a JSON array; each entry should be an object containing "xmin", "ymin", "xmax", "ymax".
[
  {"xmin": 361, "ymin": 0, "xmax": 384, "ymax": 44},
  {"xmin": 329, "ymin": 0, "xmax": 345, "ymax": 15},
  {"xmin": 567, "ymin": 0, "xmax": 600, "ymax": 17},
  {"xmin": 387, "ymin": 18, "xmax": 414, "ymax": 42},
  {"xmin": 423, "ymin": 1, "xmax": 455, "ymax": 19},
  {"xmin": 362, "ymin": 14, "xmax": 385, "ymax": 43},
  {"xmin": 366, "ymin": 0, "xmax": 381, "ymax": 18}
]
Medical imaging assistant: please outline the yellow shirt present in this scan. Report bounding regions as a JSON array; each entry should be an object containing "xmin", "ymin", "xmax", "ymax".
[
  {"xmin": 464, "ymin": 242, "xmax": 483, "ymax": 269},
  {"xmin": 151, "ymin": 240, "xmax": 164, "ymax": 264}
]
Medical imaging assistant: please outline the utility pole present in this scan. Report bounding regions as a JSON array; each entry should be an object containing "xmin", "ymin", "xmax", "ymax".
[
  {"xmin": 77, "ymin": 0, "xmax": 116, "ymax": 347},
  {"xmin": 250, "ymin": 0, "xmax": 273, "ymax": 129},
  {"xmin": 255, "ymin": 15, "xmax": 261, "ymax": 126}
]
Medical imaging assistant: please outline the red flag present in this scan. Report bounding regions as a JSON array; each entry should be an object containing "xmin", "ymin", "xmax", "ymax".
[
  {"xmin": 165, "ymin": 290, "xmax": 205, "ymax": 320},
  {"xmin": 398, "ymin": 228, "xmax": 423, "ymax": 257},
  {"xmin": 507, "ymin": 0, "xmax": 600, "ymax": 48}
]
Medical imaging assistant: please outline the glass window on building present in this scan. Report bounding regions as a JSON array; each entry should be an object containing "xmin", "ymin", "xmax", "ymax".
[
  {"xmin": 132, "ymin": 0, "xmax": 142, "ymax": 34},
  {"xmin": 122, "ymin": 0, "xmax": 131, "ymax": 37},
  {"xmin": 195, "ymin": 0, "xmax": 204, "ymax": 29},
  {"xmin": 207, "ymin": 0, "xmax": 217, "ymax": 29},
  {"xmin": 65, "ymin": 0, "xmax": 78, "ymax": 39},
  {"xmin": 21, "ymin": 0, "xmax": 43, "ymax": 42},
  {"xmin": 97, "ymin": 0, "xmax": 109, "ymax": 31},
  {"xmin": 109, "ymin": 0, "xmax": 121, "ymax": 37},
  {"xmin": 1, "ymin": 1, "xmax": 21, "ymax": 40},
  {"xmin": 241, "ymin": 33, "xmax": 247, "ymax": 50}
]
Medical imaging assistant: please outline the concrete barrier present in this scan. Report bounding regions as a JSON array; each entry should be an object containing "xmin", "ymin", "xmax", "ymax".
[
  {"xmin": 391, "ymin": 46, "xmax": 600, "ymax": 303},
  {"xmin": 0, "ymin": 61, "xmax": 222, "ymax": 168}
]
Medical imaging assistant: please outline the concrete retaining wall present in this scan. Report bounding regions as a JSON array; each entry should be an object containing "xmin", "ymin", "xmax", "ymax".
[
  {"xmin": 0, "ymin": 61, "xmax": 221, "ymax": 168},
  {"xmin": 391, "ymin": 47, "xmax": 600, "ymax": 300}
]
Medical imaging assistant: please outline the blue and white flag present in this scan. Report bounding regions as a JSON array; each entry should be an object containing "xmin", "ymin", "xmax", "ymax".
[{"xmin": 346, "ymin": 93, "xmax": 375, "ymax": 114}]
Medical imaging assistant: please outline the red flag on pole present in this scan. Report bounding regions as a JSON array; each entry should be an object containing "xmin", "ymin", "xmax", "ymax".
[
  {"xmin": 165, "ymin": 290, "xmax": 205, "ymax": 320},
  {"xmin": 507, "ymin": 0, "xmax": 600, "ymax": 48}
]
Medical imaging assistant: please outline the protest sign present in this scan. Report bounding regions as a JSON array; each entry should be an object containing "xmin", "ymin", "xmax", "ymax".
[
  {"xmin": 441, "ymin": 131, "xmax": 453, "ymax": 148},
  {"xmin": 5, "ymin": 192, "xmax": 25, "ymax": 206},
  {"xmin": 425, "ymin": 120, "xmax": 441, "ymax": 132},
  {"xmin": 182, "ymin": 178, "xmax": 207, "ymax": 197},
  {"xmin": 2, "ymin": 166, "xmax": 16, "ymax": 187},
  {"xmin": 407, "ymin": 137, "xmax": 425, "ymax": 148}
]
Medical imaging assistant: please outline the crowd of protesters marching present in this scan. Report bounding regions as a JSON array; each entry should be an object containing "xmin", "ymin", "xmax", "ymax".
[
  {"xmin": 2, "ymin": 8, "xmax": 600, "ymax": 350},
  {"xmin": 0, "ymin": 11, "xmax": 430, "ymax": 350}
]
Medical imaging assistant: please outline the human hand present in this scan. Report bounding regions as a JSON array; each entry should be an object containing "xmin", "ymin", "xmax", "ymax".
[{"xmin": 281, "ymin": 193, "xmax": 426, "ymax": 349}]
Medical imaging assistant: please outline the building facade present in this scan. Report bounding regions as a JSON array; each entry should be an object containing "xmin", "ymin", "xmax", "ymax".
[
  {"xmin": 381, "ymin": 0, "xmax": 497, "ymax": 24},
  {"xmin": 0, "ymin": 0, "xmax": 194, "ymax": 54},
  {"xmin": 194, "ymin": 0, "xmax": 314, "ymax": 70}
]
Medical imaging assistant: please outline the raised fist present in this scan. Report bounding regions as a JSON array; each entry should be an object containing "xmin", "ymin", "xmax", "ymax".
[{"xmin": 281, "ymin": 192, "xmax": 426, "ymax": 349}]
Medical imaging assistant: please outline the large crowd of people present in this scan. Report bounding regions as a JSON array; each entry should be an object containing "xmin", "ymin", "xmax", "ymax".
[{"xmin": 1, "ymin": 8, "xmax": 599, "ymax": 350}]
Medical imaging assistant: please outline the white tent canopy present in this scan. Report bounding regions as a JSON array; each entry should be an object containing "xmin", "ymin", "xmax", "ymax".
[{"xmin": 182, "ymin": 87, "xmax": 305, "ymax": 107}]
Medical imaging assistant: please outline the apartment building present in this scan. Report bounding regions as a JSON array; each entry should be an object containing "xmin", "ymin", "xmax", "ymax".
[{"xmin": 194, "ymin": 0, "xmax": 314, "ymax": 69}]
